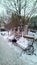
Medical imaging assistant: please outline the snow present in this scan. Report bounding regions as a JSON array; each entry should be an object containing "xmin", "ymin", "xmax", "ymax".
[
  {"xmin": 17, "ymin": 37, "xmax": 29, "ymax": 49},
  {"xmin": 28, "ymin": 31, "xmax": 37, "ymax": 40},
  {"xmin": 34, "ymin": 32, "xmax": 37, "ymax": 39},
  {"xmin": 8, "ymin": 35, "xmax": 15, "ymax": 40},
  {"xmin": 0, "ymin": 31, "xmax": 8, "ymax": 40},
  {"xmin": 0, "ymin": 32, "xmax": 37, "ymax": 65},
  {"xmin": 3, "ymin": 34, "xmax": 8, "ymax": 40},
  {"xmin": 28, "ymin": 31, "xmax": 35, "ymax": 36}
]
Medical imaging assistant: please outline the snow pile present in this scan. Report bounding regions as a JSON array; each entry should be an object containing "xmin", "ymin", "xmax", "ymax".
[
  {"xmin": 28, "ymin": 31, "xmax": 35, "ymax": 36},
  {"xmin": 34, "ymin": 32, "xmax": 37, "ymax": 39},
  {"xmin": 3, "ymin": 34, "xmax": 8, "ymax": 40},
  {"xmin": 8, "ymin": 35, "xmax": 15, "ymax": 40},
  {"xmin": 17, "ymin": 37, "xmax": 29, "ymax": 49},
  {"xmin": 0, "ymin": 30, "xmax": 15, "ymax": 41}
]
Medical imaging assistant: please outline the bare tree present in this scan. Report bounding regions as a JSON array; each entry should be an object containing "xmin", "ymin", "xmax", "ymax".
[
  {"xmin": 28, "ymin": 1, "xmax": 37, "ymax": 22},
  {"xmin": 23, "ymin": 0, "xmax": 37, "ymax": 28},
  {"xmin": 2, "ymin": 0, "xmax": 37, "ymax": 19},
  {"xmin": 1, "ymin": 0, "xmax": 37, "ymax": 31}
]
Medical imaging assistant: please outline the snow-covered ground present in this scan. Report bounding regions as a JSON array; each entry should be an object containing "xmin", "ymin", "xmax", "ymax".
[
  {"xmin": 0, "ymin": 32, "xmax": 37, "ymax": 65},
  {"xmin": 0, "ymin": 30, "xmax": 37, "ymax": 40},
  {"xmin": 28, "ymin": 31, "xmax": 37, "ymax": 40},
  {"xmin": 17, "ymin": 37, "xmax": 30, "ymax": 49},
  {"xmin": 28, "ymin": 31, "xmax": 35, "ymax": 36}
]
